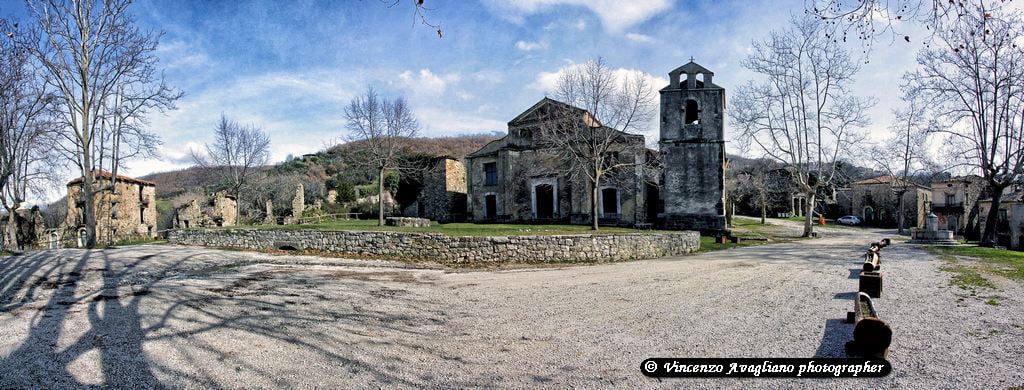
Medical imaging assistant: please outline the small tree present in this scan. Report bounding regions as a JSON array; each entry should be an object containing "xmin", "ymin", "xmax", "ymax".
[
  {"xmin": 535, "ymin": 57, "xmax": 655, "ymax": 230},
  {"xmin": 191, "ymin": 115, "xmax": 271, "ymax": 219},
  {"xmin": 343, "ymin": 88, "xmax": 419, "ymax": 226},
  {"xmin": 0, "ymin": 18, "xmax": 55, "ymax": 250},
  {"xmin": 731, "ymin": 15, "xmax": 874, "ymax": 237},
  {"xmin": 872, "ymin": 93, "xmax": 935, "ymax": 234}
]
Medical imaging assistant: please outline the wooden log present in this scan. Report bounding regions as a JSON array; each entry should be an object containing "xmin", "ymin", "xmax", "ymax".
[
  {"xmin": 859, "ymin": 271, "xmax": 883, "ymax": 298},
  {"xmin": 845, "ymin": 292, "xmax": 892, "ymax": 358},
  {"xmin": 863, "ymin": 251, "xmax": 880, "ymax": 272}
]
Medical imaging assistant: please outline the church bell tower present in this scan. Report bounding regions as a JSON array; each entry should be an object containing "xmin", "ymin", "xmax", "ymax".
[{"xmin": 658, "ymin": 60, "xmax": 727, "ymax": 234}]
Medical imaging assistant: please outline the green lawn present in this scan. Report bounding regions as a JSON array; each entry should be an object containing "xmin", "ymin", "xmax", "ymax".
[
  {"xmin": 927, "ymin": 245, "xmax": 1024, "ymax": 282},
  {"xmin": 234, "ymin": 219, "xmax": 672, "ymax": 236}
]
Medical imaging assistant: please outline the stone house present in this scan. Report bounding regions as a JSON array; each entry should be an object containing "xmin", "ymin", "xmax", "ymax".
[
  {"xmin": 976, "ymin": 190, "xmax": 1024, "ymax": 249},
  {"xmin": 173, "ymin": 191, "xmax": 238, "ymax": 228},
  {"xmin": 465, "ymin": 98, "xmax": 652, "ymax": 226},
  {"xmin": 65, "ymin": 170, "xmax": 158, "ymax": 243},
  {"xmin": 849, "ymin": 175, "xmax": 929, "ymax": 228},
  {"xmin": 405, "ymin": 156, "xmax": 468, "ymax": 223},
  {"xmin": 929, "ymin": 175, "xmax": 986, "ymax": 237}
]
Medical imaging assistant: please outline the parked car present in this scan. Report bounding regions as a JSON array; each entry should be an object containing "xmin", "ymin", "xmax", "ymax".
[{"xmin": 836, "ymin": 215, "xmax": 862, "ymax": 225}]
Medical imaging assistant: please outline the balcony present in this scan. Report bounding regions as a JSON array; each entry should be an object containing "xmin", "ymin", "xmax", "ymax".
[{"xmin": 931, "ymin": 202, "xmax": 964, "ymax": 213}]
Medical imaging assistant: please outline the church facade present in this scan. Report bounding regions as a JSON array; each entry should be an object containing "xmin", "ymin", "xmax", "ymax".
[{"xmin": 463, "ymin": 61, "xmax": 727, "ymax": 233}]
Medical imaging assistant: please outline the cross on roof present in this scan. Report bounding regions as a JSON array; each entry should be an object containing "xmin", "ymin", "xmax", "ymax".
[{"xmin": 689, "ymin": 56, "xmax": 694, "ymax": 62}]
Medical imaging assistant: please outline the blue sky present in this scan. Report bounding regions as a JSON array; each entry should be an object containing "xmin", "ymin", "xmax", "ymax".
[{"xmin": 1, "ymin": 0, "xmax": 926, "ymax": 185}]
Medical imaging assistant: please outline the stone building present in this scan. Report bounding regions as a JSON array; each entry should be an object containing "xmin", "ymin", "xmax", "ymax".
[
  {"xmin": 173, "ymin": 191, "xmax": 238, "ymax": 229},
  {"xmin": 849, "ymin": 175, "xmax": 929, "ymax": 228},
  {"xmin": 465, "ymin": 98, "xmax": 651, "ymax": 225},
  {"xmin": 659, "ymin": 61, "xmax": 727, "ymax": 233},
  {"xmin": 65, "ymin": 170, "xmax": 158, "ymax": 243},
  {"xmin": 0, "ymin": 206, "xmax": 45, "ymax": 250},
  {"xmin": 977, "ymin": 190, "xmax": 1024, "ymax": 249},
  {"xmin": 929, "ymin": 175, "xmax": 986, "ymax": 236},
  {"xmin": 406, "ymin": 156, "xmax": 468, "ymax": 223}
]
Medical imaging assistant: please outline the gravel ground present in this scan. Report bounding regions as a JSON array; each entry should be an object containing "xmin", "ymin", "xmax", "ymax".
[{"xmin": 0, "ymin": 222, "xmax": 1022, "ymax": 388}]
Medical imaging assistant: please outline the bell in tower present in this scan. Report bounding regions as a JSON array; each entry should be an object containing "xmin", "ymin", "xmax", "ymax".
[{"xmin": 658, "ymin": 60, "xmax": 728, "ymax": 234}]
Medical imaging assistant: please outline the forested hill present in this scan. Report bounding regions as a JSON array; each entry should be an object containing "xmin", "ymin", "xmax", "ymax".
[{"xmin": 140, "ymin": 133, "xmax": 503, "ymax": 199}]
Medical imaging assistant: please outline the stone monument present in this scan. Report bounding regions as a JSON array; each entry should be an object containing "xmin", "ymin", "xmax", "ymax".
[{"xmin": 908, "ymin": 212, "xmax": 958, "ymax": 245}]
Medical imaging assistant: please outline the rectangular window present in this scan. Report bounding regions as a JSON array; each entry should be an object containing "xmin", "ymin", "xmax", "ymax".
[
  {"xmin": 945, "ymin": 193, "xmax": 955, "ymax": 205},
  {"xmin": 484, "ymin": 162, "xmax": 497, "ymax": 186},
  {"xmin": 999, "ymin": 209, "xmax": 1008, "ymax": 222}
]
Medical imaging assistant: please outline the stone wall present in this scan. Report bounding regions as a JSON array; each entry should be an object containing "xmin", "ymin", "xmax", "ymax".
[
  {"xmin": 66, "ymin": 175, "xmax": 158, "ymax": 242},
  {"xmin": 168, "ymin": 228, "xmax": 700, "ymax": 264}
]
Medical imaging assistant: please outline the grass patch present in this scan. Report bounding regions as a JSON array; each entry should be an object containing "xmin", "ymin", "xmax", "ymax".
[
  {"xmin": 928, "ymin": 245, "xmax": 1024, "ymax": 282},
  {"xmin": 103, "ymin": 237, "xmax": 167, "ymax": 248},
  {"xmin": 985, "ymin": 298, "xmax": 1000, "ymax": 306},
  {"xmin": 222, "ymin": 219, "xmax": 673, "ymax": 237},
  {"xmin": 940, "ymin": 262, "xmax": 997, "ymax": 290}
]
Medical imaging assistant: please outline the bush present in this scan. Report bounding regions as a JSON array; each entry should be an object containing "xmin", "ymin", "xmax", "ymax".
[{"xmin": 334, "ymin": 181, "xmax": 356, "ymax": 203}]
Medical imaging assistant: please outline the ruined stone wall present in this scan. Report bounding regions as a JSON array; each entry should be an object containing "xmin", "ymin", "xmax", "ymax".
[
  {"xmin": 416, "ymin": 158, "xmax": 468, "ymax": 223},
  {"xmin": 66, "ymin": 179, "xmax": 158, "ymax": 242},
  {"xmin": 168, "ymin": 229, "xmax": 700, "ymax": 264}
]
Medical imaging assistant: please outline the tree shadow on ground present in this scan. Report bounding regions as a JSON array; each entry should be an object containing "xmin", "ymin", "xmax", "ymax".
[{"xmin": 0, "ymin": 247, "xmax": 472, "ymax": 387}]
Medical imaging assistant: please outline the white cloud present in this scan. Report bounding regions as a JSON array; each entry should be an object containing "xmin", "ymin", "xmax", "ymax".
[
  {"xmin": 397, "ymin": 68, "xmax": 461, "ymax": 97},
  {"xmin": 415, "ymin": 106, "xmax": 506, "ymax": 136},
  {"xmin": 530, "ymin": 62, "xmax": 668, "ymax": 93},
  {"xmin": 625, "ymin": 32, "xmax": 655, "ymax": 44},
  {"xmin": 482, "ymin": 0, "xmax": 671, "ymax": 32},
  {"xmin": 156, "ymin": 40, "xmax": 211, "ymax": 69},
  {"xmin": 515, "ymin": 40, "xmax": 548, "ymax": 51}
]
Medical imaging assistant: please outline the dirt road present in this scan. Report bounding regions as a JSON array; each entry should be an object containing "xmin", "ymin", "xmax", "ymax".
[{"xmin": 1, "ymin": 224, "xmax": 1021, "ymax": 388}]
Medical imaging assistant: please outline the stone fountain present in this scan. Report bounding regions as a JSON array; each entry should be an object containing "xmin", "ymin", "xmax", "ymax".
[{"xmin": 908, "ymin": 212, "xmax": 958, "ymax": 245}]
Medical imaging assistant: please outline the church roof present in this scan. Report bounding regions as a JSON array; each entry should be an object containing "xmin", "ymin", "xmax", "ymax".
[{"xmin": 668, "ymin": 61, "xmax": 714, "ymax": 77}]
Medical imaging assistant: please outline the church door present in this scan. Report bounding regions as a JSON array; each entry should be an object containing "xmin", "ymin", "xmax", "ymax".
[
  {"xmin": 535, "ymin": 184, "xmax": 554, "ymax": 220},
  {"xmin": 484, "ymin": 194, "xmax": 497, "ymax": 220}
]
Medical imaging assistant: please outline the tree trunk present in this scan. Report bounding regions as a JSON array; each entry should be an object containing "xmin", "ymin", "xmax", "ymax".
[
  {"xmin": 377, "ymin": 167, "xmax": 386, "ymax": 226},
  {"xmin": 896, "ymin": 190, "xmax": 906, "ymax": 235},
  {"xmin": 5, "ymin": 205, "xmax": 19, "ymax": 252},
  {"xmin": 980, "ymin": 184, "xmax": 1006, "ymax": 247},
  {"xmin": 803, "ymin": 192, "xmax": 816, "ymax": 237},
  {"xmin": 591, "ymin": 178, "xmax": 600, "ymax": 231},
  {"xmin": 760, "ymin": 200, "xmax": 766, "ymax": 224},
  {"xmin": 82, "ymin": 162, "xmax": 97, "ymax": 248}
]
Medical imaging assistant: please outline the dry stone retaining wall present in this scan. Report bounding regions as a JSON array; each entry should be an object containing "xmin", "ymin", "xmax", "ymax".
[{"xmin": 168, "ymin": 228, "xmax": 700, "ymax": 264}]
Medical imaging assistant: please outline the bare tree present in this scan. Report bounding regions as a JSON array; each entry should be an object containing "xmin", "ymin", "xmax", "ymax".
[
  {"xmin": 903, "ymin": 3, "xmax": 1024, "ymax": 246},
  {"xmin": 872, "ymin": 93, "xmax": 936, "ymax": 234},
  {"xmin": 732, "ymin": 160, "xmax": 778, "ymax": 225},
  {"xmin": 0, "ymin": 18, "xmax": 55, "ymax": 250},
  {"xmin": 731, "ymin": 15, "xmax": 874, "ymax": 237},
  {"xmin": 534, "ymin": 57, "xmax": 655, "ymax": 230},
  {"xmin": 810, "ymin": 0, "xmax": 992, "ymax": 46},
  {"xmin": 191, "ymin": 115, "xmax": 271, "ymax": 221},
  {"xmin": 344, "ymin": 88, "xmax": 419, "ymax": 226},
  {"xmin": 21, "ymin": 0, "xmax": 181, "ymax": 247}
]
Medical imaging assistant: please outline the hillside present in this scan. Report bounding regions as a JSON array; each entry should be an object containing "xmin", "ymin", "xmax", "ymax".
[{"xmin": 141, "ymin": 133, "xmax": 503, "ymax": 199}]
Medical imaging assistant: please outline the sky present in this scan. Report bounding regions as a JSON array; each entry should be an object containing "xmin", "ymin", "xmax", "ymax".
[{"xmin": 1, "ymin": 0, "xmax": 932, "ymax": 198}]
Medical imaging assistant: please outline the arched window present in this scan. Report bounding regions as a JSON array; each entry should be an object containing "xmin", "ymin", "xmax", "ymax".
[
  {"xmin": 684, "ymin": 99, "xmax": 699, "ymax": 125},
  {"xmin": 696, "ymin": 73, "xmax": 705, "ymax": 87}
]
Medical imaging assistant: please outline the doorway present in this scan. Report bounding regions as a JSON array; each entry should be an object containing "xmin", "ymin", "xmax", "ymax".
[
  {"xmin": 535, "ymin": 184, "xmax": 555, "ymax": 220},
  {"xmin": 601, "ymin": 188, "xmax": 619, "ymax": 218},
  {"xmin": 484, "ymin": 194, "xmax": 497, "ymax": 220}
]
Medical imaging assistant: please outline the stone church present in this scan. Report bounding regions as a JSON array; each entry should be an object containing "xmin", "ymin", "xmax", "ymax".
[
  {"xmin": 462, "ymin": 60, "xmax": 727, "ymax": 233},
  {"xmin": 465, "ymin": 98, "xmax": 654, "ymax": 226}
]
